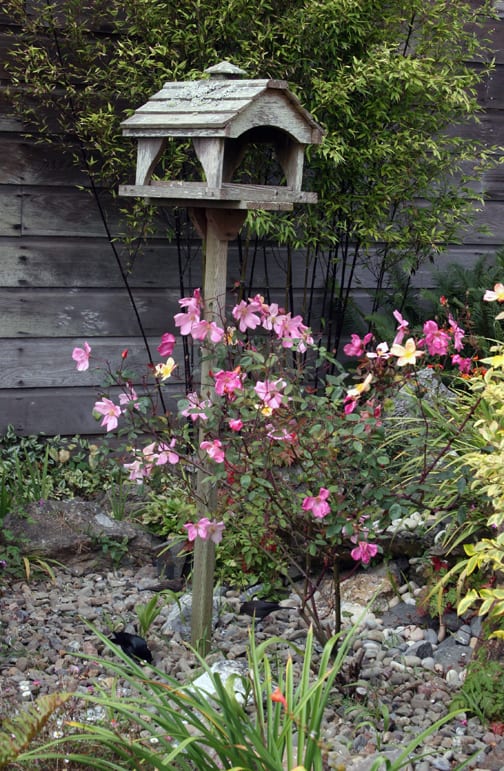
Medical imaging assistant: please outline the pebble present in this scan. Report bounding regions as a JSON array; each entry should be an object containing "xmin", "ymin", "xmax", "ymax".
[{"xmin": 1, "ymin": 565, "xmax": 503, "ymax": 771}]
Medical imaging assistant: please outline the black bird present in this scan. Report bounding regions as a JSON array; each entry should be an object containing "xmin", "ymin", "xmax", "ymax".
[
  {"xmin": 109, "ymin": 631, "xmax": 153, "ymax": 663},
  {"xmin": 239, "ymin": 600, "xmax": 284, "ymax": 620}
]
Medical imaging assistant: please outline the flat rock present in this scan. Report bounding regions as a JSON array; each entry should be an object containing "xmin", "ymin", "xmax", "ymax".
[{"xmin": 4, "ymin": 499, "xmax": 163, "ymax": 568}]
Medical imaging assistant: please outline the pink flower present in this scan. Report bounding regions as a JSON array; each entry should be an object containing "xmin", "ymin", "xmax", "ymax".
[
  {"xmin": 123, "ymin": 459, "xmax": 150, "ymax": 484},
  {"xmin": 174, "ymin": 308, "xmax": 201, "ymax": 336},
  {"xmin": 179, "ymin": 288, "xmax": 203, "ymax": 312},
  {"xmin": 180, "ymin": 392, "xmax": 211, "ymax": 421},
  {"xmin": 200, "ymin": 439, "xmax": 225, "ymax": 463},
  {"xmin": 423, "ymin": 320, "xmax": 450, "ymax": 356},
  {"xmin": 94, "ymin": 397, "xmax": 121, "ymax": 431},
  {"xmin": 72, "ymin": 342, "xmax": 91, "ymax": 371},
  {"xmin": 156, "ymin": 439, "xmax": 179, "ymax": 465},
  {"xmin": 119, "ymin": 385, "xmax": 139, "ymax": 411},
  {"xmin": 214, "ymin": 367, "xmax": 245, "ymax": 399},
  {"xmin": 229, "ymin": 418, "xmax": 243, "ymax": 431},
  {"xmin": 174, "ymin": 290, "xmax": 203, "ymax": 335},
  {"xmin": 343, "ymin": 395, "xmax": 358, "ymax": 415},
  {"xmin": 448, "ymin": 315, "xmax": 465, "ymax": 352},
  {"xmin": 157, "ymin": 333, "xmax": 176, "ymax": 357},
  {"xmin": 261, "ymin": 303, "xmax": 284, "ymax": 334},
  {"xmin": 351, "ymin": 541, "xmax": 378, "ymax": 564},
  {"xmin": 452, "ymin": 354, "xmax": 472, "ymax": 374},
  {"xmin": 273, "ymin": 313, "xmax": 314, "ymax": 352},
  {"xmin": 254, "ymin": 379, "xmax": 286, "ymax": 411},
  {"xmin": 392, "ymin": 310, "xmax": 409, "ymax": 346},
  {"xmin": 302, "ymin": 487, "xmax": 331, "ymax": 519},
  {"xmin": 184, "ymin": 517, "xmax": 225, "ymax": 544},
  {"xmin": 232, "ymin": 299, "xmax": 262, "ymax": 332},
  {"xmin": 343, "ymin": 333, "xmax": 373, "ymax": 357},
  {"xmin": 266, "ymin": 425, "xmax": 297, "ymax": 443},
  {"xmin": 190, "ymin": 320, "xmax": 225, "ymax": 343}
]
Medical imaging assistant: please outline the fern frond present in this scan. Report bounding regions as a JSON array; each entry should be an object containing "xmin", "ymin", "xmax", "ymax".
[{"xmin": 0, "ymin": 692, "xmax": 71, "ymax": 768}]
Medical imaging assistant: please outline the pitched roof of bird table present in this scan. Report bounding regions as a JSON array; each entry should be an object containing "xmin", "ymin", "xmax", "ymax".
[{"xmin": 119, "ymin": 61, "xmax": 324, "ymax": 210}]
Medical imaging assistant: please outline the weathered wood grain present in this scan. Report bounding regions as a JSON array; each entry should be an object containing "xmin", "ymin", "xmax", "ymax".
[
  {"xmin": 0, "ymin": 239, "xmax": 204, "ymax": 288},
  {"xmin": 0, "ymin": 288, "xmax": 185, "ymax": 337},
  {"xmin": 0, "ymin": 136, "xmax": 89, "ymax": 185},
  {"xmin": 0, "ymin": 337, "xmax": 181, "ymax": 388},
  {"xmin": 0, "ymin": 385, "xmax": 179, "ymax": 436},
  {"xmin": 0, "ymin": 189, "xmax": 21, "ymax": 234}
]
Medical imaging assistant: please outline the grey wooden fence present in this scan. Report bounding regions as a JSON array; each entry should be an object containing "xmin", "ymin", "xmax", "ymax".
[{"xmin": 1, "ymin": 9, "xmax": 503, "ymax": 436}]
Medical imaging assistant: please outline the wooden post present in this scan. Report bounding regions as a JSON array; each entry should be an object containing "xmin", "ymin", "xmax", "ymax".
[{"xmin": 190, "ymin": 208, "xmax": 246, "ymax": 655}]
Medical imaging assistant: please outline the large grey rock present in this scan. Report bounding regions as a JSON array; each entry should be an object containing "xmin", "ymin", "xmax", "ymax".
[
  {"xmin": 3, "ymin": 499, "xmax": 163, "ymax": 569},
  {"xmin": 391, "ymin": 367, "xmax": 456, "ymax": 418}
]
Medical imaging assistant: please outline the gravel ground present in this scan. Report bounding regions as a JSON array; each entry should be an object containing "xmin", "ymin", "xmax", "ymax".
[{"xmin": 1, "ymin": 561, "xmax": 504, "ymax": 770}]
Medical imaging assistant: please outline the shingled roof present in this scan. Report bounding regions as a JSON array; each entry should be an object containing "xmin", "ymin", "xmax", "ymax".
[{"xmin": 120, "ymin": 61, "xmax": 323, "ymax": 145}]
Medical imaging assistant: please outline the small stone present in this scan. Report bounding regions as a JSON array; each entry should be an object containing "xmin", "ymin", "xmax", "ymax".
[
  {"xmin": 430, "ymin": 756, "xmax": 452, "ymax": 771},
  {"xmin": 470, "ymin": 615, "xmax": 483, "ymax": 638},
  {"xmin": 445, "ymin": 669, "xmax": 461, "ymax": 687},
  {"xmin": 423, "ymin": 628, "xmax": 439, "ymax": 645},
  {"xmin": 408, "ymin": 641, "xmax": 434, "ymax": 659},
  {"xmin": 453, "ymin": 628, "xmax": 471, "ymax": 646},
  {"xmin": 365, "ymin": 628, "xmax": 384, "ymax": 642},
  {"xmin": 403, "ymin": 654, "xmax": 422, "ymax": 668},
  {"xmin": 404, "ymin": 626, "xmax": 424, "ymax": 642}
]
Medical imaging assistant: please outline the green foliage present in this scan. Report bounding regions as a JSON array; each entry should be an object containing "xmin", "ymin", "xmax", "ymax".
[
  {"xmin": 451, "ymin": 656, "xmax": 504, "ymax": 723},
  {"xmin": 0, "ymin": 692, "xmax": 71, "ymax": 768},
  {"xmin": 8, "ymin": 625, "xmax": 470, "ymax": 770},
  {"xmin": 134, "ymin": 592, "xmax": 168, "ymax": 638},
  {"xmin": 0, "ymin": 425, "xmax": 119, "ymax": 506},
  {"xmin": 138, "ymin": 485, "xmax": 198, "ymax": 536},
  {"xmin": 91, "ymin": 534, "xmax": 129, "ymax": 569},
  {"xmin": 2, "ymin": 0, "xmax": 499, "ymax": 349},
  {"xmin": 13, "ymin": 625, "xmax": 353, "ymax": 769},
  {"xmin": 421, "ymin": 249, "xmax": 504, "ymax": 351}
]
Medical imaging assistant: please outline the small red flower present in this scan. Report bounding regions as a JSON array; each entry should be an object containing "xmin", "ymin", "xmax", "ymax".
[
  {"xmin": 121, "ymin": 349, "xmax": 128, "ymax": 360},
  {"xmin": 431, "ymin": 555, "xmax": 449, "ymax": 572},
  {"xmin": 270, "ymin": 687, "xmax": 287, "ymax": 709}
]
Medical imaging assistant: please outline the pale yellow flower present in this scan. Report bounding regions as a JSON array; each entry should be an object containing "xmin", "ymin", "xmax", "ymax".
[
  {"xmin": 483, "ymin": 283, "xmax": 504, "ymax": 302},
  {"xmin": 390, "ymin": 338, "xmax": 424, "ymax": 366},
  {"xmin": 155, "ymin": 357, "xmax": 177, "ymax": 381},
  {"xmin": 347, "ymin": 372, "xmax": 374, "ymax": 399}
]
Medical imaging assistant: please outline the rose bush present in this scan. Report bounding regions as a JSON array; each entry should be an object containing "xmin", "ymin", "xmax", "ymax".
[{"xmin": 74, "ymin": 289, "xmax": 488, "ymax": 641}]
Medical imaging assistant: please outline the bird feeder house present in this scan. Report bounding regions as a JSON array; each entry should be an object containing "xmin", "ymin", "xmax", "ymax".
[
  {"xmin": 118, "ymin": 60, "xmax": 324, "ymax": 222},
  {"xmin": 118, "ymin": 62, "xmax": 323, "ymax": 655}
]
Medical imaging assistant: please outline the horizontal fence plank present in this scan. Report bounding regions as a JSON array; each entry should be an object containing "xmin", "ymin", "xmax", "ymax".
[
  {"xmin": 0, "ymin": 135, "xmax": 89, "ymax": 185},
  {"xmin": 0, "ymin": 286, "xmax": 330, "ymax": 338},
  {"xmin": 0, "ymin": 288, "xmax": 182, "ymax": 337},
  {"xmin": 0, "ymin": 93, "xmax": 22, "ymax": 131},
  {"xmin": 0, "ymin": 385, "xmax": 178, "ymax": 436},
  {"xmin": 0, "ymin": 190, "xmax": 21, "ymax": 234},
  {"xmin": 0, "ymin": 336, "xmax": 183, "ymax": 388},
  {"xmin": 0, "ymin": 238, "xmax": 203, "ymax": 288},
  {"xmin": 0, "ymin": 238, "xmax": 334, "ymax": 289}
]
